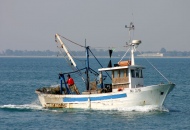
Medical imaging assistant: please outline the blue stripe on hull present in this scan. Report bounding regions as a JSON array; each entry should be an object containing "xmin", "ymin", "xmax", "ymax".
[
  {"xmin": 90, "ymin": 93, "xmax": 127, "ymax": 101},
  {"xmin": 63, "ymin": 93, "xmax": 127, "ymax": 102},
  {"xmin": 63, "ymin": 97, "xmax": 88, "ymax": 102}
]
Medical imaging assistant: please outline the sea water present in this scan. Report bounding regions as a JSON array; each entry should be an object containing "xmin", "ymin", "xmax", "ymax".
[{"xmin": 0, "ymin": 57, "xmax": 190, "ymax": 130}]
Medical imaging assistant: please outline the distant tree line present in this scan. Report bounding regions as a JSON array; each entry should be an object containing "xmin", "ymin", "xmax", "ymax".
[
  {"xmin": 0, "ymin": 49, "xmax": 57, "ymax": 56},
  {"xmin": 0, "ymin": 48, "xmax": 190, "ymax": 57}
]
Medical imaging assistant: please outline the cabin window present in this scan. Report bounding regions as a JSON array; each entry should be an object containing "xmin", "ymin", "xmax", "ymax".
[
  {"xmin": 131, "ymin": 69, "xmax": 143, "ymax": 78},
  {"xmin": 139, "ymin": 70, "xmax": 143, "ymax": 78},
  {"xmin": 113, "ymin": 70, "xmax": 118, "ymax": 78},
  {"xmin": 131, "ymin": 70, "xmax": 135, "ymax": 78},
  {"xmin": 120, "ymin": 69, "xmax": 124, "ymax": 77},
  {"xmin": 126, "ymin": 69, "xmax": 128, "ymax": 77},
  {"xmin": 136, "ymin": 71, "xmax": 139, "ymax": 78}
]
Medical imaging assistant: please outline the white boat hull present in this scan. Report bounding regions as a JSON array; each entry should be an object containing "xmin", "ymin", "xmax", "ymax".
[{"xmin": 36, "ymin": 83, "xmax": 175, "ymax": 110}]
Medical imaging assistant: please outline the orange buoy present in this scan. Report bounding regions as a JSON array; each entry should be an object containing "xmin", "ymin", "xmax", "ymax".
[{"xmin": 118, "ymin": 60, "xmax": 131, "ymax": 66}]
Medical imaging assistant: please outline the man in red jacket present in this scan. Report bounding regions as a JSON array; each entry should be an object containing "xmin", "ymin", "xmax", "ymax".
[{"xmin": 67, "ymin": 74, "xmax": 80, "ymax": 94}]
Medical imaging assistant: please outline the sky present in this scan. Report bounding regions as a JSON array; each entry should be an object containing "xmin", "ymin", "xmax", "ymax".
[{"xmin": 0, "ymin": 0, "xmax": 190, "ymax": 52}]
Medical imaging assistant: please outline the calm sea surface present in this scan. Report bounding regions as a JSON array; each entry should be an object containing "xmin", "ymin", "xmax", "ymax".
[{"xmin": 0, "ymin": 57, "xmax": 190, "ymax": 130}]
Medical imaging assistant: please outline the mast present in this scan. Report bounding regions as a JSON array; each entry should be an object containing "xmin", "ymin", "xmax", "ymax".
[
  {"xmin": 131, "ymin": 46, "xmax": 135, "ymax": 65},
  {"xmin": 85, "ymin": 40, "xmax": 90, "ymax": 91},
  {"xmin": 125, "ymin": 22, "xmax": 141, "ymax": 65}
]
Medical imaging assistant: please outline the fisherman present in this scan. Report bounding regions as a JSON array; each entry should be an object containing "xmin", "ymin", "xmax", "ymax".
[{"xmin": 67, "ymin": 74, "xmax": 80, "ymax": 94}]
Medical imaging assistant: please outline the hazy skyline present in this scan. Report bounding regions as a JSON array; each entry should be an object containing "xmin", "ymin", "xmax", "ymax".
[{"xmin": 0, "ymin": 0, "xmax": 190, "ymax": 52}]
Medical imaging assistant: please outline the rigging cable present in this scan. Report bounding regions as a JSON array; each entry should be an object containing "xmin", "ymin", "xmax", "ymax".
[
  {"xmin": 55, "ymin": 36, "xmax": 86, "ymax": 83},
  {"xmin": 57, "ymin": 46, "xmax": 76, "ymax": 71},
  {"xmin": 58, "ymin": 34, "xmax": 85, "ymax": 48},
  {"xmin": 56, "ymin": 34, "xmax": 84, "ymax": 70},
  {"xmin": 137, "ymin": 51, "xmax": 170, "ymax": 83},
  {"xmin": 90, "ymin": 45, "xmax": 127, "ymax": 50},
  {"xmin": 56, "ymin": 34, "xmax": 87, "ymax": 68},
  {"xmin": 119, "ymin": 47, "xmax": 131, "ymax": 62},
  {"xmin": 88, "ymin": 48, "xmax": 112, "ymax": 80}
]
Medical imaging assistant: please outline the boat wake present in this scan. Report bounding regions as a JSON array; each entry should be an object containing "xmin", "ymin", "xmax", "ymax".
[
  {"xmin": 0, "ymin": 104, "xmax": 42, "ymax": 111},
  {"xmin": 116, "ymin": 105, "xmax": 169, "ymax": 112},
  {"xmin": 0, "ymin": 99, "xmax": 48, "ymax": 112},
  {"xmin": 92, "ymin": 105, "xmax": 169, "ymax": 112},
  {"xmin": 0, "ymin": 99, "xmax": 75, "ymax": 113}
]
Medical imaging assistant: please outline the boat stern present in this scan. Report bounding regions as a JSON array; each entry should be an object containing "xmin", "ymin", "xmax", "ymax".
[{"xmin": 35, "ymin": 90, "xmax": 46, "ymax": 107}]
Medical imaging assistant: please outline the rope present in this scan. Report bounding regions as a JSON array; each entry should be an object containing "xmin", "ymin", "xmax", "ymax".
[
  {"xmin": 137, "ymin": 51, "xmax": 170, "ymax": 83},
  {"xmin": 119, "ymin": 47, "xmax": 131, "ymax": 62},
  {"xmin": 56, "ymin": 40, "xmax": 84, "ymax": 67},
  {"xmin": 90, "ymin": 45, "xmax": 127, "ymax": 50},
  {"xmin": 57, "ymin": 34, "xmax": 127, "ymax": 50},
  {"xmin": 57, "ymin": 34, "xmax": 85, "ymax": 48},
  {"xmin": 57, "ymin": 46, "xmax": 76, "ymax": 70},
  {"xmin": 88, "ymin": 48, "xmax": 112, "ymax": 80}
]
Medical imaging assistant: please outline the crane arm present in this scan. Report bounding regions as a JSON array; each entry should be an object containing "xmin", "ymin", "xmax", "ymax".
[{"xmin": 55, "ymin": 34, "xmax": 77, "ymax": 67}]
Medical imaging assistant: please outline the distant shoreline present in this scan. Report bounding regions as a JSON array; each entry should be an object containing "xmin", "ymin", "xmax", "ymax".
[{"xmin": 1, "ymin": 56, "xmax": 190, "ymax": 58}]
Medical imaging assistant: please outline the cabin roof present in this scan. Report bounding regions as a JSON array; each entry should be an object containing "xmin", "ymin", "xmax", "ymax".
[{"xmin": 98, "ymin": 65, "xmax": 145, "ymax": 72}]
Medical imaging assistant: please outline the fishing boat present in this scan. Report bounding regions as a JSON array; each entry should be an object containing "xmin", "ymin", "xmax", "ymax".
[{"xmin": 35, "ymin": 23, "xmax": 175, "ymax": 109}]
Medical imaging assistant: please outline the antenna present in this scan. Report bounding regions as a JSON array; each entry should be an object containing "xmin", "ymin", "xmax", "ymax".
[
  {"xmin": 125, "ymin": 22, "xmax": 135, "ymax": 43},
  {"xmin": 125, "ymin": 23, "xmax": 141, "ymax": 65}
]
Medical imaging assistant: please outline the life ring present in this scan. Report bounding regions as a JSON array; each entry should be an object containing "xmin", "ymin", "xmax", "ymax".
[{"xmin": 118, "ymin": 87, "xmax": 124, "ymax": 91}]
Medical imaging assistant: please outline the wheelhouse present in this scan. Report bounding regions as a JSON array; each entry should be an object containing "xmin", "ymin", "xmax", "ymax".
[{"xmin": 98, "ymin": 65, "xmax": 145, "ymax": 92}]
